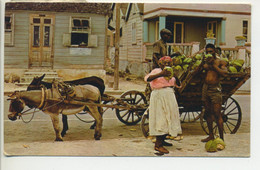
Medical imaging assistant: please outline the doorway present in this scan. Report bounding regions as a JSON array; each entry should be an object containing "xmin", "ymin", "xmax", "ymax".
[
  {"xmin": 29, "ymin": 14, "xmax": 55, "ymax": 68},
  {"xmin": 174, "ymin": 22, "xmax": 184, "ymax": 43}
]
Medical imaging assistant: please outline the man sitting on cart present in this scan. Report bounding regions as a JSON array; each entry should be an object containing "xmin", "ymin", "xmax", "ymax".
[{"xmin": 201, "ymin": 43, "xmax": 228, "ymax": 142}]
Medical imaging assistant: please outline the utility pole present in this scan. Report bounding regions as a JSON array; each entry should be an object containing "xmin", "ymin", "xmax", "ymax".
[{"xmin": 114, "ymin": 3, "xmax": 120, "ymax": 90}]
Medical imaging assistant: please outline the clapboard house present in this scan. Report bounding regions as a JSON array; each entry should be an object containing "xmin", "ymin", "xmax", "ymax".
[
  {"xmin": 4, "ymin": 2, "xmax": 111, "ymax": 82},
  {"xmin": 108, "ymin": 3, "xmax": 146, "ymax": 76}
]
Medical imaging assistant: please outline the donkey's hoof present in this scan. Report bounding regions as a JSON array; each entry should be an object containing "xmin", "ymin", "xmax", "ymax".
[
  {"xmin": 55, "ymin": 138, "xmax": 63, "ymax": 142},
  {"xmin": 94, "ymin": 133, "xmax": 102, "ymax": 140}
]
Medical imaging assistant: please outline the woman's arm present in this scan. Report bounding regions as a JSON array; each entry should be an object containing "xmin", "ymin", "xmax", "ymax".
[{"xmin": 147, "ymin": 69, "xmax": 170, "ymax": 82}]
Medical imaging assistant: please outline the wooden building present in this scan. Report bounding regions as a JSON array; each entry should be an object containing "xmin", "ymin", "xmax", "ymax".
[
  {"xmin": 4, "ymin": 2, "xmax": 111, "ymax": 81},
  {"xmin": 108, "ymin": 3, "xmax": 148, "ymax": 77}
]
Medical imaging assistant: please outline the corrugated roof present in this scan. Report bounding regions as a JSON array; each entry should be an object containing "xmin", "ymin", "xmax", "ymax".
[{"xmin": 5, "ymin": 2, "xmax": 112, "ymax": 15}]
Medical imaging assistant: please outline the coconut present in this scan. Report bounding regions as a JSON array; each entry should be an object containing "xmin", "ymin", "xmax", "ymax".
[
  {"xmin": 184, "ymin": 58, "xmax": 192, "ymax": 64},
  {"xmin": 205, "ymin": 54, "xmax": 213, "ymax": 58},
  {"xmin": 183, "ymin": 64, "xmax": 189, "ymax": 70},
  {"xmin": 164, "ymin": 66, "xmax": 174, "ymax": 80},
  {"xmin": 228, "ymin": 66, "xmax": 237, "ymax": 73},
  {"xmin": 205, "ymin": 139, "xmax": 218, "ymax": 152},
  {"xmin": 195, "ymin": 54, "xmax": 202, "ymax": 60},
  {"xmin": 221, "ymin": 58, "xmax": 229, "ymax": 62},
  {"xmin": 174, "ymin": 65, "xmax": 182, "ymax": 70},
  {"xmin": 213, "ymin": 137, "xmax": 226, "ymax": 151},
  {"xmin": 235, "ymin": 59, "xmax": 245, "ymax": 66}
]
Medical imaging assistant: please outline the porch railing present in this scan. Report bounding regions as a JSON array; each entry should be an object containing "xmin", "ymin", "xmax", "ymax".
[
  {"xmin": 144, "ymin": 42, "xmax": 199, "ymax": 61},
  {"xmin": 221, "ymin": 47, "xmax": 251, "ymax": 68},
  {"xmin": 143, "ymin": 43, "xmax": 250, "ymax": 69}
]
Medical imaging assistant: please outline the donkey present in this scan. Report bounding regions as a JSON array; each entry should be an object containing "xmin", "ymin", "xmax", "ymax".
[
  {"xmin": 8, "ymin": 81, "xmax": 103, "ymax": 141},
  {"xmin": 27, "ymin": 74, "xmax": 105, "ymax": 136}
]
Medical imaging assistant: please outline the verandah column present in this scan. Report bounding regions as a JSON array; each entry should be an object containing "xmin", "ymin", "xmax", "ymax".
[
  {"xmin": 159, "ymin": 16, "xmax": 166, "ymax": 39},
  {"xmin": 143, "ymin": 20, "xmax": 148, "ymax": 42},
  {"xmin": 220, "ymin": 18, "xmax": 226, "ymax": 46}
]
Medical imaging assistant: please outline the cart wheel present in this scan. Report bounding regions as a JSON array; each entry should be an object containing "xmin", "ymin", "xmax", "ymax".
[
  {"xmin": 140, "ymin": 109, "xmax": 149, "ymax": 138},
  {"xmin": 180, "ymin": 110, "xmax": 201, "ymax": 123},
  {"xmin": 116, "ymin": 90, "xmax": 147, "ymax": 125},
  {"xmin": 200, "ymin": 97, "xmax": 242, "ymax": 135}
]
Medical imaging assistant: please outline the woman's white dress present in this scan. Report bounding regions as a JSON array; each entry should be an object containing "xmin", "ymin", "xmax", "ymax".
[{"xmin": 149, "ymin": 87, "xmax": 182, "ymax": 136}]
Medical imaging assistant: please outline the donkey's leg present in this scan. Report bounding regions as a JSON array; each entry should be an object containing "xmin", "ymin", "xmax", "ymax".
[
  {"xmin": 61, "ymin": 114, "xmax": 68, "ymax": 137},
  {"xmin": 90, "ymin": 106, "xmax": 103, "ymax": 129},
  {"xmin": 50, "ymin": 114, "xmax": 63, "ymax": 141},
  {"xmin": 88, "ymin": 106, "xmax": 103, "ymax": 140},
  {"xmin": 90, "ymin": 121, "xmax": 96, "ymax": 129}
]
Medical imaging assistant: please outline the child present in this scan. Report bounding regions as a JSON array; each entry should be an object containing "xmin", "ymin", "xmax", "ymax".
[{"xmin": 144, "ymin": 56, "xmax": 182, "ymax": 154}]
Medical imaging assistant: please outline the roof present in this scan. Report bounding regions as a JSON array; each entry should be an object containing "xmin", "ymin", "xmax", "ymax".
[{"xmin": 5, "ymin": 2, "xmax": 112, "ymax": 15}]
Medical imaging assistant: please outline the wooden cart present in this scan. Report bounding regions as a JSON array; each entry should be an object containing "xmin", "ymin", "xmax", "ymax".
[{"xmin": 141, "ymin": 58, "xmax": 251, "ymax": 137}]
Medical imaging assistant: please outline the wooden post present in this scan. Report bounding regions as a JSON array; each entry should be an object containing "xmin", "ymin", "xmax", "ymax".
[{"xmin": 114, "ymin": 3, "xmax": 120, "ymax": 90}]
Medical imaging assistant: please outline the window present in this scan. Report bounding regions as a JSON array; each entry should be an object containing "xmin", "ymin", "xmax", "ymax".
[
  {"xmin": 132, "ymin": 22, "xmax": 136, "ymax": 44},
  {"xmin": 242, "ymin": 20, "xmax": 248, "ymax": 41},
  {"xmin": 63, "ymin": 16, "xmax": 97, "ymax": 47},
  {"xmin": 5, "ymin": 14, "xmax": 14, "ymax": 46},
  {"xmin": 207, "ymin": 21, "xmax": 217, "ymax": 38},
  {"xmin": 70, "ymin": 17, "xmax": 91, "ymax": 46}
]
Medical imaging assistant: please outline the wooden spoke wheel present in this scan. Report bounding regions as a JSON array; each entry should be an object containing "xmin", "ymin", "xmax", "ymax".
[
  {"xmin": 179, "ymin": 109, "xmax": 201, "ymax": 123},
  {"xmin": 140, "ymin": 109, "xmax": 149, "ymax": 138},
  {"xmin": 200, "ymin": 97, "xmax": 242, "ymax": 135},
  {"xmin": 116, "ymin": 90, "xmax": 147, "ymax": 125}
]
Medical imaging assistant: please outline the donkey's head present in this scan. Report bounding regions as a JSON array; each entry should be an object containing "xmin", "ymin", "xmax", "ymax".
[{"xmin": 7, "ymin": 91, "xmax": 25, "ymax": 121}]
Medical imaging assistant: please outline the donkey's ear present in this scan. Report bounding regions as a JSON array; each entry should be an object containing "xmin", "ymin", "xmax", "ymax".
[
  {"xmin": 7, "ymin": 96, "xmax": 17, "ymax": 100},
  {"xmin": 7, "ymin": 91, "xmax": 18, "ymax": 100},
  {"xmin": 39, "ymin": 74, "xmax": 45, "ymax": 80}
]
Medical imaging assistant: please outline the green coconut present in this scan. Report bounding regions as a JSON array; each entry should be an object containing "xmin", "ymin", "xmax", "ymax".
[
  {"xmin": 233, "ymin": 61, "xmax": 242, "ymax": 67},
  {"xmin": 195, "ymin": 54, "xmax": 202, "ymax": 60},
  {"xmin": 183, "ymin": 58, "xmax": 192, "ymax": 64},
  {"xmin": 228, "ymin": 66, "xmax": 238, "ymax": 73},
  {"xmin": 174, "ymin": 65, "xmax": 182, "ymax": 70},
  {"xmin": 205, "ymin": 139, "xmax": 218, "ymax": 152},
  {"xmin": 164, "ymin": 67, "xmax": 174, "ymax": 80},
  {"xmin": 221, "ymin": 58, "xmax": 229, "ymax": 62},
  {"xmin": 183, "ymin": 64, "xmax": 189, "ymax": 70},
  {"xmin": 213, "ymin": 137, "xmax": 226, "ymax": 151},
  {"xmin": 234, "ymin": 59, "xmax": 245, "ymax": 66},
  {"xmin": 205, "ymin": 54, "xmax": 213, "ymax": 58}
]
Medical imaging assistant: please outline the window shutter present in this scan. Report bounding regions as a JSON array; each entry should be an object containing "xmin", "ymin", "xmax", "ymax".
[
  {"xmin": 88, "ymin": 34, "xmax": 98, "ymax": 47},
  {"xmin": 63, "ymin": 33, "xmax": 71, "ymax": 46},
  {"xmin": 5, "ymin": 32, "xmax": 12, "ymax": 44}
]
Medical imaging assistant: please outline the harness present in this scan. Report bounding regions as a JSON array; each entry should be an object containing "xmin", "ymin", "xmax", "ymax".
[{"xmin": 37, "ymin": 87, "xmax": 46, "ymax": 109}]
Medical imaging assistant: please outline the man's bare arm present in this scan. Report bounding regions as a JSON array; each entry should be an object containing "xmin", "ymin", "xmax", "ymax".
[{"xmin": 153, "ymin": 53, "xmax": 161, "ymax": 67}]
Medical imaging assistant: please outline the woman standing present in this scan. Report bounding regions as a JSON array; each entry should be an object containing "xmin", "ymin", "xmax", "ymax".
[{"xmin": 144, "ymin": 56, "xmax": 182, "ymax": 154}]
